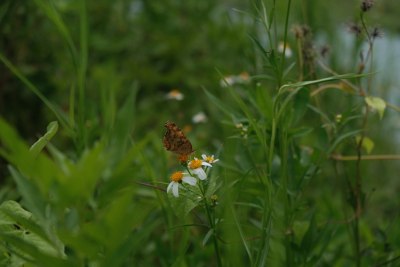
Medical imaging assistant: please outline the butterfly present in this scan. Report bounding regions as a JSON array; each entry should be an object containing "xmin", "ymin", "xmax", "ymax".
[{"xmin": 163, "ymin": 121, "xmax": 194, "ymax": 157}]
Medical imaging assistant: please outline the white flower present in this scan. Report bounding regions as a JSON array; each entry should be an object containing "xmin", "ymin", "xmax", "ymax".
[
  {"xmin": 192, "ymin": 112, "xmax": 208, "ymax": 123},
  {"xmin": 201, "ymin": 154, "xmax": 219, "ymax": 164},
  {"xmin": 188, "ymin": 158, "xmax": 211, "ymax": 180},
  {"xmin": 167, "ymin": 171, "xmax": 197, "ymax": 197},
  {"xmin": 220, "ymin": 72, "xmax": 250, "ymax": 87},
  {"xmin": 166, "ymin": 89, "xmax": 184, "ymax": 101},
  {"xmin": 278, "ymin": 42, "xmax": 292, "ymax": 58},
  {"xmin": 220, "ymin": 76, "xmax": 235, "ymax": 87}
]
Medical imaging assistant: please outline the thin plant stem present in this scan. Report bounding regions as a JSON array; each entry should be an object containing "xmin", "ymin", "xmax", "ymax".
[
  {"xmin": 198, "ymin": 180, "xmax": 222, "ymax": 267},
  {"xmin": 279, "ymin": 0, "xmax": 292, "ymax": 87},
  {"xmin": 77, "ymin": 0, "xmax": 88, "ymax": 152},
  {"xmin": 359, "ymin": 11, "xmax": 374, "ymax": 94},
  {"xmin": 280, "ymin": 129, "xmax": 293, "ymax": 267},
  {"xmin": 331, "ymin": 154, "xmax": 400, "ymax": 161},
  {"xmin": 351, "ymin": 10, "xmax": 376, "ymax": 265}
]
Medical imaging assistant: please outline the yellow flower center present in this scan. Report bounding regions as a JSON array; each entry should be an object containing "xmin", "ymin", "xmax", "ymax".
[
  {"xmin": 189, "ymin": 159, "xmax": 202, "ymax": 169},
  {"xmin": 239, "ymin": 71, "xmax": 249, "ymax": 80},
  {"xmin": 205, "ymin": 156, "xmax": 214, "ymax": 163},
  {"xmin": 170, "ymin": 171, "xmax": 183, "ymax": 182},
  {"xmin": 169, "ymin": 89, "xmax": 180, "ymax": 96}
]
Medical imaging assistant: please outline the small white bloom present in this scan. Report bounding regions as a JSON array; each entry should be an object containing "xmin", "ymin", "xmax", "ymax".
[
  {"xmin": 192, "ymin": 112, "xmax": 208, "ymax": 123},
  {"xmin": 166, "ymin": 89, "xmax": 184, "ymax": 101},
  {"xmin": 201, "ymin": 154, "xmax": 220, "ymax": 164},
  {"xmin": 188, "ymin": 158, "xmax": 211, "ymax": 180},
  {"xmin": 220, "ymin": 76, "xmax": 235, "ymax": 87},
  {"xmin": 220, "ymin": 72, "xmax": 250, "ymax": 87},
  {"xmin": 278, "ymin": 42, "xmax": 292, "ymax": 58},
  {"xmin": 167, "ymin": 171, "xmax": 197, "ymax": 197}
]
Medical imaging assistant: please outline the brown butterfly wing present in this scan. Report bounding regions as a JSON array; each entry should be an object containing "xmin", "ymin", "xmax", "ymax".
[{"xmin": 163, "ymin": 122, "xmax": 193, "ymax": 156}]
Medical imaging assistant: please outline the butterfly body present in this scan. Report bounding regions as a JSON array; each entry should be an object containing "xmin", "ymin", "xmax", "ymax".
[{"xmin": 163, "ymin": 121, "xmax": 194, "ymax": 156}]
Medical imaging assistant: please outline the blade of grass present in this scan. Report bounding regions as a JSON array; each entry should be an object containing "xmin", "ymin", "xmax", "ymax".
[
  {"xmin": 0, "ymin": 54, "xmax": 72, "ymax": 135},
  {"xmin": 30, "ymin": 121, "xmax": 59, "ymax": 156},
  {"xmin": 33, "ymin": 0, "xmax": 78, "ymax": 69},
  {"xmin": 231, "ymin": 205, "xmax": 253, "ymax": 265}
]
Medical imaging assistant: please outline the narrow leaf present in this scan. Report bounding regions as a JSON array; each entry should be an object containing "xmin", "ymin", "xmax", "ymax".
[
  {"xmin": 30, "ymin": 121, "xmax": 59, "ymax": 156},
  {"xmin": 202, "ymin": 228, "xmax": 214, "ymax": 246},
  {"xmin": 355, "ymin": 135, "xmax": 374, "ymax": 154},
  {"xmin": 365, "ymin": 96, "xmax": 386, "ymax": 119}
]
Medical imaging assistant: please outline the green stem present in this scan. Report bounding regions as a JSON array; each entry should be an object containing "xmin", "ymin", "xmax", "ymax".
[
  {"xmin": 77, "ymin": 0, "xmax": 88, "ymax": 152},
  {"xmin": 359, "ymin": 11, "xmax": 374, "ymax": 94},
  {"xmin": 279, "ymin": 0, "xmax": 292, "ymax": 87},
  {"xmin": 280, "ymin": 130, "xmax": 292, "ymax": 267},
  {"xmin": 198, "ymin": 180, "xmax": 222, "ymax": 267},
  {"xmin": 268, "ymin": 118, "xmax": 277, "ymax": 172}
]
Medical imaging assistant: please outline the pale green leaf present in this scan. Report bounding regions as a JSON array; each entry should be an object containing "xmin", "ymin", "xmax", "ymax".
[
  {"xmin": 202, "ymin": 228, "xmax": 214, "ymax": 246},
  {"xmin": 365, "ymin": 96, "xmax": 386, "ymax": 119},
  {"xmin": 30, "ymin": 121, "xmax": 59, "ymax": 156},
  {"xmin": 356, "ymin": 136, "xmax": 375, "ymax": 154},
  {"xmin": 0, "ymin": 201, "xmax": 63, "ymax": 258}
]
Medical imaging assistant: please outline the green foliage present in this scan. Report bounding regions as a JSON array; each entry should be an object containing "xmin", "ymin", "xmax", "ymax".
[{"xmin": 0, "ymin": 116, "xmax": 160, "ymax": 266}]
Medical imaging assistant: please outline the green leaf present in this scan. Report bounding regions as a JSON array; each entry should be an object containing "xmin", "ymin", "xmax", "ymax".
[
  {"xmin": 111, "ymin": 84, "xmax": 138, "ymax": 155},
  {"xmin": 300, "ymin": 216, "xmax": 317, "ymax": 254},
  {"xmin": 8, "ymin": 167, "xmax": 47, "ymax": 222},
  {"xmin": 292, "ymin": 220, "xmax": 310, "ymax": 245},
  {"xmin": 0, "ymin": 55, "xmax": 71, "ymax": 134},
  {"xmin": 365, "ymin": 96, "xmax": 386, "ymax": 119},
  {"xmin": 279, "ymin": 73, "xmax": 369, "ymax": 93},
  {"xmin": 203, "ymin": 88, "xmax": 237, "ymax": 118},
  {"xmin": 202, "ymin": 228, "xmax": 214, "ymax": 246},
  {"xmin": 0, "ymin": 119, "xmax": 62, "ymax": 197},
  {"xmin": 60, "ymin": 143, "xmax": 106, "ymax": 203},
  {"xmin": 230, "ymin": 205, "xmax": 253, "ymax": 264},
  {"xmin": 328, "ymin": 129, "xmax": 363, "ymax": 154},
  {"xmin": 289, "ymin": 127, "xmax": 313, "ymax": 139},
  {"xmin": 0, "ymin": 234, "xmax": 71, "ymax": 267},
  {"xmin": 30, "ymin": 121, "xmax": 59, "ymax": 156},
  {"xmin": 0, "ymin": 201, "xmax": 67, "ymax": 266},
  {"xmin": 167, "ymin": 186, "xmax": 201, "ymax": 216},
  {"xmin": 355, "ymin": 135, "xmax": 375, "ymax": 154},
  {"xmin": 205, "ymin": 175, "xmax": 220, "ymax": 197},
  {"xmin": 292, "ymin": 87, "xmax": 310, "ymax": 125}
]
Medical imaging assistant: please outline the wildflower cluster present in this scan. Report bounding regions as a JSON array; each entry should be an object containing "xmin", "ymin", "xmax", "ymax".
[
  {"xmin": 235, "ymin": 123, "xmax": 249, "ymax": 139},
  {"xmin": 167, "ymin": 154, "xmax": 219, "ymax": 197}
]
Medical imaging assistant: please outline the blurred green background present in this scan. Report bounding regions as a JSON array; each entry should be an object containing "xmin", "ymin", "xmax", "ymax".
[{"xmin": 1, "ymin": 0, "xmax": 400, "ymax": 137}]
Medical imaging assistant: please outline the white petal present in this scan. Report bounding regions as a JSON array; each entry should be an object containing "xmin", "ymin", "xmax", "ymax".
[
  {"xmin": 167, "ymin": 182, "xmax": 174, "ymax": 193},
  {"xmin": 193, "ymin": 168, "xmax": 207, "ymax": 180},
  {"xmin": 202, "ymin": 161, "xmax": 212, "ymax": 167},
  {"xmin": 201, "ymin": 154, "xmax": 207, "ymax": 160},
  {"xmin": 182, "ymin": 176, "xmax": 197, "ymax": 186},
  {"xmin": 210, "ymin": 155, "xmax": 219, "ymax": 163},
  {"xmin": 172, "ymin": 182, "xmax": 179, "ymax": 197}
]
